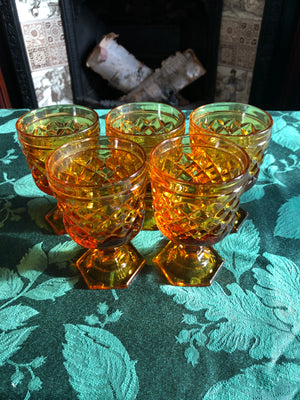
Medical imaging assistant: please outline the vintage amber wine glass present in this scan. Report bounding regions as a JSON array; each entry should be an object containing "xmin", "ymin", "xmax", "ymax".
[
  {"xmin": 150, "ymin": 134, "xmax": 250, "ymax": 286},
  {"xmin": 16, "ymin": 104, "xmax": 99, "ymax": 234},
  {"xmin": 105, "ymin": 102, "xmax": 185, "ymax": 230},
  {"xmin": 189, "ymin": 102, "xmax": 273, "ymax": 230},
  {"xmin": 46, "ymin": 136, "xmax": 147, "ymax": 289}
]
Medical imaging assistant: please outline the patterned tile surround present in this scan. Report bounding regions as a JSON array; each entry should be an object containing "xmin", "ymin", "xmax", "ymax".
[
  {"xmin": 15, "ymin": 0, "xmax": 265, "ymax": 107},
  {"xmin": 215, "ymin": 0, "xmax": 266, "ymax": 103},
  {"xmin": 15, "ymin": 0, "xmax": 73, "ymax": 107}
]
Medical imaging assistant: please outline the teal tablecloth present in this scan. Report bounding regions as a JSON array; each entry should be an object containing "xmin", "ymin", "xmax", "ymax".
[{"xmin": 0, "ymin": 109, "xmax": 299, "ymax": 400}]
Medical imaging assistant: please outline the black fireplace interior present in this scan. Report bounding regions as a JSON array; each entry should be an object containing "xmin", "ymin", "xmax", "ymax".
[
  {"xmin": 60, "ymin": 0, "xmax": 223, "ymax": 109},
  {"xmin": 1, "ymin": 0, "xmax": 298, "ymax": 110}
]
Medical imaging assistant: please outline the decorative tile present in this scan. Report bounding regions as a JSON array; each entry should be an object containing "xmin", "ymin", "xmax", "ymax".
[
  {"xmin": 236, "ymin": 46, "xmax": 257, "ymax": 70},
  {"xmin": 22, "ymin": 22, "xmax": 47, "ymax": 47},
  {"xmin": 215, "ymin": 66, "xmax": 253, "ymax": 104},
  {"xmin": 222, "ymin": 0, "xmax": 265, "ymax": 19},
  {"xmin": 48, "ymin": 43, "xmax": 69, "ymax": 66},
  {"xmin": 32, "ymin": 66, "xmax": 73, "ymax": 107},
  {"xmin": 15, "ymin": 0, "xmax": 73, "ymax": 107},
  {"xmin": 216, "ymin": 0, "xmax": 265, "ymax": 104},
  {"xmin": 44, "ymin": 19, "xmax": 65, "ymax": 43},
  {"xmin": 218, "ymin": 17, "xmax": 261, "ymax": 71},
  {"xmin": 15, "ymin": 0, "xmax": 61, "ymax": 22},
  {"xmin": 21, "ymin": 19, "xmax": 67, "ymax": 71},
  {"xmin": 28, "ymin": 46, "xmax": 51, "ymax": 70},
  {"xmin": 219, "ymin": 44, "xmax": 236, "ymax": 66}
]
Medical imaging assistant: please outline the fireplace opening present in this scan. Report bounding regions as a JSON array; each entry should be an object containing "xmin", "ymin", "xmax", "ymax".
[{"xmin": 60, "ymin": 0, "xmax": 223, "ymax": 109}]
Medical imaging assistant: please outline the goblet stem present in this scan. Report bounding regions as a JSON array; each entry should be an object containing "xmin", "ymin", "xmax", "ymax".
[
  {"xmin": 142, "ymin": 191, "xmax": 158, "ymax": 231},
  {"xmin": 45, "ymin": 205, "xmax": 66, "ymax": 235},
  {"xmin": 76, "ymin": 243, "xmax": 145, "ymax": 289},
  {"xmin": 231, "ymin": 207, "xmax": 249, "ymax": 233},
  {"xmin": 153, "ymin": 241, "xmax": 224, "ymax": 286}
]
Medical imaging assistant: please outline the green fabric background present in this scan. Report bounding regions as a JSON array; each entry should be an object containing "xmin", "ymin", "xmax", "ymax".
[{"xmin": 0, "ymin": 109, "xmax": 299, "ymax": 400}]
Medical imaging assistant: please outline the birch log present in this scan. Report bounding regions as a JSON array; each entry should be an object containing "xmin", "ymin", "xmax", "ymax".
[
  {"xmin": 86, "ymin": 32, "xmax": 152, "ymax": 93},
  {"xmin": 120, "ymin": 49, "xmax": 206, "ymax": 103}
]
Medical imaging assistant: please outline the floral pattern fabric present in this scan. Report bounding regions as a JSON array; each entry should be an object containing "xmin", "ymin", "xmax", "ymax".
[{"xmin": 0, "ymin": 109, "xmax": 299, "ymax": 399}]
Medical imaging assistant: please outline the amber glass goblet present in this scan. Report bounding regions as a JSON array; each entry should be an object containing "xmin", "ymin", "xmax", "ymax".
[
  {"xmin": 189, "ymin": 102, "xmax": 273, "ymax": 231},
  {"xmin": 46, "ymin": 136, "xmax": 147, "ymax": 289},
  {"xmin": 16, "ymin": 104, "xmax": 99, "ymax": 234},
  {"xmin": 105, "ymin": 102, "xmax": 185, "ymax": 230},
  {"xmin": 150, "ymin": 134, "xmax": 250, "ymax": 286}
]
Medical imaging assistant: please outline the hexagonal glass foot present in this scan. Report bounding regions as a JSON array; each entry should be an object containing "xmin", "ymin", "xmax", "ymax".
[
  {"xmin": 45, "ymin": 205, "xmax": 66, "ymax": 235},
  {"xmin": 231, "ymin": 207, "xmax": 249, "ymax": 233},
  {"xmin": 76, "ymin": 243, "xmax": 145, "ymax": 289},
  {"xmin": 153, "ymin": 241, "xmax": 224, "ymax": 286}
]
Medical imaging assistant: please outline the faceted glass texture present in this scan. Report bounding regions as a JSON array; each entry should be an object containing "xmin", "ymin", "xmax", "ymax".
[
  {"xmin": 105, "ymin": 102, "xmax": 185, "ymax": 158},
  {"xmin": 46, "ymin": 136, "xmax": 147, "ymax": 289},
  {"xmin": 189, "ymin": 102, "xmax": 273, "ymax": 190},
  {"xmin": 105, "ymin": 102, "xmax": 185, "ymax": 230},
  {"xmin": 16, "ymin": 104, "xmax": 100, "ymax": 195},
  {"xmin": 150, "ymin": 134, "xmax": 250, "ymax": 286}
]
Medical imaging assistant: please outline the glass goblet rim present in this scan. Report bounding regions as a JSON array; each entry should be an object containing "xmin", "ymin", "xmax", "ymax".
[
  {"xmin": 149, "ymin": 133, "xmax": 250, "ymax": 190},
  {"xmin": 189, "ymin": 102, "xmax": 273, "ymax": 139},
  {"xmin": 105, "ymin": 101, "xmax": 186, "ymax": 137},
  {"xmin": 46, "ymin": 135, "xmax": 147, "ymax": 192},
  {"xmin": 16, "ymin": 104, "xmax": 99, "ymax": 140}
]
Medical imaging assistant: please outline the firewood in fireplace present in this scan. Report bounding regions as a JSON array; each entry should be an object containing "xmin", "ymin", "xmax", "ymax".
[
  {"xmin": 86, "ymin": 33, "xmax": 206, "ymax": 105},
  {"xmin": 120, "ymin": 49, "xmax": 206, "ymax": 103},
  {"xmin": 86, "ymin": 32, "xmax": 152, "ymax": 93}
]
